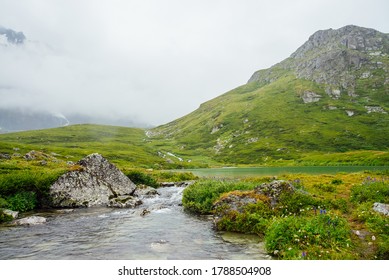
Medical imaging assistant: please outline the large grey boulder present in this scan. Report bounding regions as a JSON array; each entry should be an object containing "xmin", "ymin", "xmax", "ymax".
[{"xmin": 50, "ymin": 153, "xmax": 137, "ymax": 208}]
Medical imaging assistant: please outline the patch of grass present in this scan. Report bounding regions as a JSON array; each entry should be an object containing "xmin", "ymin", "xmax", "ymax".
[
  {"xmin": 350, "ymin": 180, "xmax": 389, "ymax": 204},
  {"xmin": 276, "ymin": 191, "xmax": 320, "ymax": 216},
  {"xmin": 0, "ymin": 124, "xmax": 223, "ymax": 169},
  {"xmin": 125, "ymin": 170, "xmax": 159, "ymax": 188},
  {"xmin": 265, "ymin": 214, "xmax": 353, "ymax": 260},
  {"xmin": 313, "ymin": 183, "xmax": 336, "ymax": 193},
  {"xmin": 153, "ymin": 171, "xmax": 198, "ymax": 182},
  {"xmin": 182, "ymin": 179, "xmax": 259, "ymax": 214},
  {"xmin": 215, "ymin": 200, "xmax": 273, "ymax": 235},
  {"xmin": 7, "ymin": 191, "xmax": 37, "ymax": 212},
  {"xmin": 0, "ymin": 169, "xmax": 65, "ymax": 210}
]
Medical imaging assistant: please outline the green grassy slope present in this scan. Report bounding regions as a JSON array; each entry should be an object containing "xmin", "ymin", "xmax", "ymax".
[
  {"xmin": 1, "ymin": 69, "xmax": 388, "ymax": 168},
  {"xmin": 0, "ymin": 124, "xmax": 164, "ymax": 169},
  {"xmin": 150, "ymin": 71, "xmax": 389, "ymax": 165}
]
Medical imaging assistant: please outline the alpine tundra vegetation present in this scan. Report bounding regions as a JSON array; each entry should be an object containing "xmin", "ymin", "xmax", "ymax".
[{"xmin": 0, "ymin": 25, "xmax": 388, "ymax": 260}]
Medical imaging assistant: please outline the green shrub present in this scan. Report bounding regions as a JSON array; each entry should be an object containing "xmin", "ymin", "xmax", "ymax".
[
  {"xmin": 182, "ymin": 179, "xmax": 256, "ymax": 214},
  {"xmin": 265, "ymin": 214, "xmax": 352, "ymax": 259},
  {"xmin": 0, "ymin": 170, "xmax": 62, "ymax": 209},
  {"xmin": 313, "ymin": 183, "xmax": 336, "ymax": 193},
  {"xmin": 276, "ymin": 191, "xmax": 320, "ymax": 216},
  {"xmin": 350, "ymin": 181, "xmax": 389, "ymax": 204},
  {"xmin": 331, "ymin": 179, "xmax": 343, "ymax": 185},
  {"xmin": 0, "ymin": 196, "xmax": 8, "ymax": 208},
  {"xmin": 215, "ymin": 201, "xmax": 273, "ymax": 235},
  {"xmin": 125, "ymin": 170, "xmax": 159, "ymax": 188},
  {"xmin": 155, "ymin": 171, "xmax": 198, "ymax": 182},
  {"xmin": 7, "ymin": 192, "xmax": 37, "ymax": 212},
  {"xmin": 0, "ymin": 210, "xmax": 13, "ymax": 223},
  {"xmin": 321, "ymin": 198, "xmax": 350, "ymax": 214}
]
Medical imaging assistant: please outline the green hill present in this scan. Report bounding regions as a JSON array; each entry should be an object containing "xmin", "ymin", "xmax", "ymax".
[
  {"xmin": 1, "ymin": 25, "xmax": 388, "ymax": 168},
  {"xmin": 149, "ymin": 25, "xmax": 389, "ymax": 166},
  {"xmin": 0, "ymin": 124, "xmax": 163, "ymax": 169}
]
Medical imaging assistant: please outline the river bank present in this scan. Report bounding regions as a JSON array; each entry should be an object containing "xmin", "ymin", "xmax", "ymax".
[{"xmin": 181, "ymin": 171, "xmax": 389, "ymax": 260}]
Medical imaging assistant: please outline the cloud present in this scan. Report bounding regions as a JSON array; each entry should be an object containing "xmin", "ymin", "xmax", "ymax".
[{"xmin": 0, "ymin": 0, "xmax": 388, "ymax": 126}]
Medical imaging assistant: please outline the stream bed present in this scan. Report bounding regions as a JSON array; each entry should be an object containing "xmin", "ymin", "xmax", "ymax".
[{"xmin": 0, "ymin": 186, "xmax": 270, "ymax": 260}]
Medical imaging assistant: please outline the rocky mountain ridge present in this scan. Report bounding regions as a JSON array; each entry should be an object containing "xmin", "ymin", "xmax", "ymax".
[
  {"xmin": 248, "ymin": 25, "xmax": 389, "ymax": 96},
  {"xmin": 149, "ymin": 25, "xmax": 389, "ymax": 165},
  {"xmin": 0, "ymin": 26, "xmax": 25, "ymax": 45}
]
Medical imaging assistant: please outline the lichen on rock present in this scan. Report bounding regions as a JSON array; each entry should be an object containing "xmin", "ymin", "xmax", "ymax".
[{"xmin": 49, "ymin": 153, "xmax": 137, "ymax": 208}]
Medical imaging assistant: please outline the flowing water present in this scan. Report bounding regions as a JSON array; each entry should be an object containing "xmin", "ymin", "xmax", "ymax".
[{"xmin": 0, "ymin": 186, "xmax": 269, "ymax": 260}]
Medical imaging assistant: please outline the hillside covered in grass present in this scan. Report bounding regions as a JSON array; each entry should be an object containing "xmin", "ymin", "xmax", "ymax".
[
  {"xmin": 149, "ymin": 25, "xmax": 389, "ymax": 166},
  {"xmin": 0, "ymin": 124, "xmax": 162, "ymax": 168},
  {"xmin": 0, "ymin": 124, "xmax": 216, "ymax": 169}
]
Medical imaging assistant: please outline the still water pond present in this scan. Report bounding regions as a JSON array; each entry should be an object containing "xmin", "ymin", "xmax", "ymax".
[
  {"xmin": 0, "ymin": 186, "xmax": 269, "ymax": 260},
  {"xmin": 182, "ymin": 166, "xmax": 388, "ymax": 178}
]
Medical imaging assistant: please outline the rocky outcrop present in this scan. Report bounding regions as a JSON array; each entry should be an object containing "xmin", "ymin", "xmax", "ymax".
[
  {"xmin": 12, "ymin": 216, "xmax": 46, "ymax": 226},
  {"xmin": 160, "ymin": 181, "xmax": 195, "ymax": 188},
  {"xmin": 0, "ymin": 209, "xmax": 19, "ymax": 223},
  {"xmin": 49, "ymin": 153, "xmax": 137, "ymax": 208},
  {"xmin": 373, "ymin": 202, "xmax": 389, "ymax": 216},
  {"xmin": 213, "ymin": 180, "xmax": 295, "ymax": 215},
  {"xmin": 212, "ymin": 180, "xmax": 296, "ymax": 230},
  {"xmin": 248, "ymin": 25, "xmax": 389, "ymax": 94},
  {"xmin": 0, "ymin": 26, "xmax": 26, "ymax": 45},
  {"xmin": 0, "ymin": 153, "xmax": 11, "ymax": 160},
  {"xmin": 213, "ymin": 191, "xmax": 265, "ymax": 213},
  {"xmin": 292, "ymin": 25, "xmax": 385, "ymax": 59},
  {"xmin": 108, "ymin": 196, "xmax": 142, "ymax": 208},
  {"xmin": 133, "ymin": 185, "xmax": 159, "ymax": 198},
  {"xmin": 2, "ymin": 209, "xmax": 19, "ymax": 219},
  {"xmin": 254, "ymin": 180, "xmax": 295, "ymax": 207},
  {"xmin": 301, "ymin": 91, "xmax": 321, "ymax": 103}
]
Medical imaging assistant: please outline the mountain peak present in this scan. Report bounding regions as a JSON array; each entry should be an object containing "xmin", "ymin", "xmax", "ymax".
[
  {"xmin": 0, "ymin": 26, "xmax": 26, "ymax": 45},
  {"xmin": 248, "ymin": 25, "xmax": 389, "ymax": 90},
  {"xmin": 291, "ymin": 25, "xmax": 386, "ymax": 59}
]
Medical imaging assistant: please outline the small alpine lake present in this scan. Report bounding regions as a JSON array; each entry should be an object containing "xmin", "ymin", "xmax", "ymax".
[{"xmin": 179, "ymin": 166, "xmax": 389, "ymax": 178}]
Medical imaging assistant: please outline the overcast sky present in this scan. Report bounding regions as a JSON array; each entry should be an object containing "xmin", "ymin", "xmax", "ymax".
[{"xmin": 1, "ymin": 0, "xmax": 388, "ymax": 126}]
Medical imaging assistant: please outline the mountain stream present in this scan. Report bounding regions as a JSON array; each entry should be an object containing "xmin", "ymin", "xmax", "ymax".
[{"xmin": 0, "ymin": 186, "xmax": 270, "ymax": 260}]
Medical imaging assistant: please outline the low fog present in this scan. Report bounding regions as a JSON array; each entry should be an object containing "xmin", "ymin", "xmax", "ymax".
[{"xmin": 1, "ymin": 0, "xmax": 388, "ymax": 127}]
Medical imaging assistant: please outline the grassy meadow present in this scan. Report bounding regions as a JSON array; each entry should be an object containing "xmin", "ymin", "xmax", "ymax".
[
  {"xmin": 182, "ymin": 171, "xmax": 389, "ymax": 259},
  {"xmin": 0, "ymin": 123, "xmax": 388, "ymax": 260}
]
